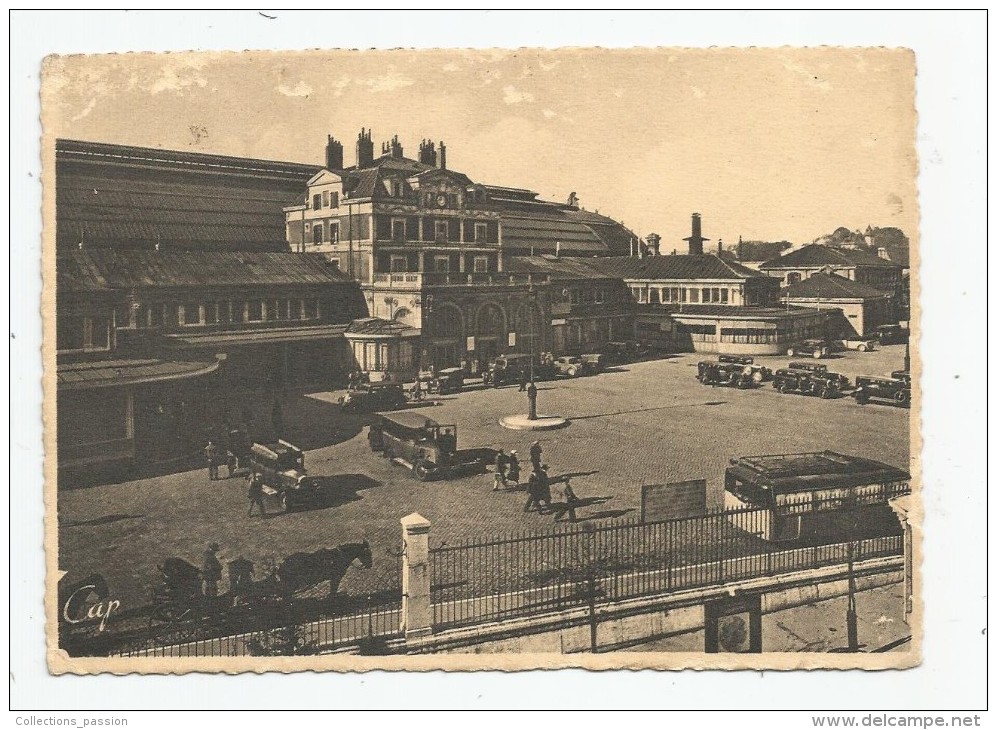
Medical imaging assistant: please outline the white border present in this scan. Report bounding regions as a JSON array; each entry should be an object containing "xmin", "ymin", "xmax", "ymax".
[{"xmin": 9, "ymin": 8, "xmax": 989, "ymax": 713}]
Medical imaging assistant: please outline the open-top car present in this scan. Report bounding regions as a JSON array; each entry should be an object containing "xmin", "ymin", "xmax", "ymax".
[
  {"xmin": 248, "ymin": 440, "xmax": 319, "ymax": 512},
  {"xmin": 339, "ymin": 382, "xmax": 407, "ymax": 412},
  {"xmin": 785, "ymin": 339, "xmax": 832, "ymax": 359}
]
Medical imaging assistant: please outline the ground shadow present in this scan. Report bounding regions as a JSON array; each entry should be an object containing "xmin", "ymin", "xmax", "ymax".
[
  {"xmin": 61, "ymin": 513, "xmax": 145, "ymax": 528},
  {"xmin": 548, "ymin": 470, "xmax": 599, "ymax": 484},
  {"xmin": 256, "ymin": 474, "xmax": 383, "ymax": 517},
  {"xmin": 567, "ymin": 402, "xmax": 726, "ymax": 420}
]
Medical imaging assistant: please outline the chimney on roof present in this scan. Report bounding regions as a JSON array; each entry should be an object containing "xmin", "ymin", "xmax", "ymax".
[
  {"xmin": 418, "ymin": 139, "xmax": 437, "ymax": 167},
  {"xmin": 645, "ymin": 233, "xmax": 661, "ymax": 256},
  {"xmin": 737, "ymin": 235, "xmax": 744, "ymax": 262},
  {"xmin": 717, "ymin": 238, "xmax": 723, "ymax": 254},
  {"xmin": 325, "ymin": 135, "xmax": 344, "ymax": 170},
  {"xmin": 438, "ymin": 141, "xmax": 447, "ymax": 170},
  {"xmin": 389, "ymin": 135, "xmax": 403, "ymax": 159},
  {"xmin": 683, "ymin": 212, "xmax": 709, "ymax": 255},
  {"xmin": 356, "ymin": 128, "xmax": 374, "ymax": 168}
]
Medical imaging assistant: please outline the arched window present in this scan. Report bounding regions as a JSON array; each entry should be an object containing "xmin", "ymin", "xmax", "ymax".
[
  {"xmin": 392, "ymin": 307, "xmax": 411, "ymax": 322},
  {"xmin": 476, "ymin": 303, "xmax": 506, "ymax": 338}
]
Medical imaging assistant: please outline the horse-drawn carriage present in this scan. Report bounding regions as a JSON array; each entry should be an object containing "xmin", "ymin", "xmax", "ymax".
[{"xmin": 146, "ymin": 542, "xmax": 374, "ymax": 646}]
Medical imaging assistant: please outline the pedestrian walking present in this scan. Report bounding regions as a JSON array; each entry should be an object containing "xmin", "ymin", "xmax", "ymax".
[
  {"xmin": 523, "ymin": 471, "xmax": 540, "ymax": 513},
  {"xmin": 529, "ymin": 440, "xmax": 543, "ymax": 471},
  {"xmin": 507, "ymin": 451, "xmax": 521, "ymax": 485},
  {"xmin": 204, "ymin": 440, "xmax": 220, "ymax": 481},
  {"xmin": 202, "ymin": 543, "xmax": 223, "ymax": 598},
  {"xmin": 247, "ymin": 472, "xmax": 267, "ymax": 517},
  {"xmin": 536, "ymin": 464, "xmax": 552, "ymax": 512},
  {"xmin": 519, "ymin": 368, "xmax": 529, "ymax": 392},
  {"xmin": 556, "ymin": 477, "xmax": 581, "ymax": 523},
  {"xmin": 492, "ymin": 449, "xmax": 508, "ymax": 491},
  {"xmin": 226, "ymin": 450, "xmax": 238, "ymax": 479}
]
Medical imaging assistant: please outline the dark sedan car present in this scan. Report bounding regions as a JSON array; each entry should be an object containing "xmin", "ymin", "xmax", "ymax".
[{"xmin": 785, "ymin": 339, "xmax": 831, "ymax": 359}]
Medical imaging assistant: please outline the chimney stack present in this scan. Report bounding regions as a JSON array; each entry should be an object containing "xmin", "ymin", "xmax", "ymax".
[
  {"xmin": 438, "ymin": 141, "xmax": 447, "ymax": 170},
  {"xmin": 683, "ymin": 212, "xmax": 709, "ymax": 255},
  {"xmin": 646, "ymin": 233, "xmax": 661, "ymax": 256},
  {"xmin": 737, "ymin": 235, "xmax": 745, "ymax": 262},
  {"xmin": 356, "ymin": 128, "xmax": 374, "ymax": 169},
  {"xmin": 418, "ymin": 139, "xmax": 437, "ymax": 167},
  {"xmin": 389, "ymin": 135, "xmax": 403, "ymax": 159},
  {"xmin": 325, "ymin": 135, "xmax": 344, "ymax": 170}
]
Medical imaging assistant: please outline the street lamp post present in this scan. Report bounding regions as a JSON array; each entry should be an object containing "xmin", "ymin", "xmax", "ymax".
[{"xmin": 527, "ymin": 285, "xmax": 538, "ymax": 420}]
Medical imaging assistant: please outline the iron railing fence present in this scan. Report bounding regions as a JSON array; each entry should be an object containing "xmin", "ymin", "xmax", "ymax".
[
  {"xmin": 84, "ymin": 554, "xmax": 404, "ymax": 658},
  {"xmin": 430, "ymin": 499, "xmax": 904, "ymax": 631}
]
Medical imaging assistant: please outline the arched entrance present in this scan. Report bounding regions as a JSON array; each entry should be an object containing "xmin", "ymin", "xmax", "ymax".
[{"xmin": 475, "ymin": 302, "xmax": 507, "ymax": 366}]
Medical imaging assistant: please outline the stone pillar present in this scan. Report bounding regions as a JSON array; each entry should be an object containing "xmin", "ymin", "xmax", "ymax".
[{"xmin": 400, "ymin": 512, "xmax": 432, "ymax": 639}]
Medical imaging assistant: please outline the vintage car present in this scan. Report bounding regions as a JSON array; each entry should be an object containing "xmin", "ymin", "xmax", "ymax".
[
  {"xmin": 785, "ymin": 339, "xmax": 832, "ymax": 359},
  {"xmin": 248, "ymin": 440, "xmax": 319, "ymax": 512},
  {"xmin": 697, "ymin": 360, "xmax": 755, "ymax": 389},
  {"xmin": 875, "ymin": 324, "xmax": 910, "ymax": 345},
  {"xmin": 718, "ymin": 354, "xmax": 773, "ymax": 383},
  {"xmin": 367, "ymin": 412, "xmax": 490, "ymax": 481},
  {"xmin": 602, "ymin": 340, "xmax": 650, "ymax": 364},
  {"xmin": 891, "ymin": 369, "xmax": 912, "ymax": 384},
  {"xmin": 579, "ymin": 353, "xmax": 606, "ymax": 374},
  {"xmin": 339, "ymin": 382, "xmax": 407, "ymax": 412},
  {"xmin": 552, "ymin": 355, "xmax": 599, "ymax": 377},
  {"xmin": 484, "ymin": 353, "xmax": 557, "ymax": 386},
  {"xmin": 772, "ymin": 363, "xmax": 848, "ymax": 398},
  {"xmin": 427, "ymin": 367, "xmax": 465, "ymax": 395},
  {"xmin": 852, "ymin": 374, "xmax": 911, "ymax": 407},
  {"xmin": 834, "ymin": 337, "xmax": 878, "ymax": 352}
]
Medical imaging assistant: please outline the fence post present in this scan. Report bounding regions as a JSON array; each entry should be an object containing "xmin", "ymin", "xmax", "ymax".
[{"xmin": 400, "ymin": 512, "xmax": 432, "ymax": 640}]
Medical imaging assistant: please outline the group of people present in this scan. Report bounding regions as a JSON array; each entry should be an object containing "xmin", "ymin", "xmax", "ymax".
[
  {"xmin": 203, "ymin": 440, "xmax": 241, "ymax": 481},
  {"xmin": 492, "ymin": 440, "xmax": 582, "ymax": 522}
]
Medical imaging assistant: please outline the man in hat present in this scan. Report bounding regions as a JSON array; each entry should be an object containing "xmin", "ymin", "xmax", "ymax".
[
  {"xmin": 247, "ymin": 471, "xmax": 267, "ymax": 518},
  {"xmin": 507, "ymin": 451, "xmax": 521, "ymax": 485},
  {"xmin": 202, "ymin": 543, "xmax": 223, "ymax": 597},
  {"xmin": 529, "ymin": 440, "xmax": 543, "ymax": 472}
]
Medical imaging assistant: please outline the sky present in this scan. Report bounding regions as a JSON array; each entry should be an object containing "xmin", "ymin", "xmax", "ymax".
[{"xmin": 43, "ymin": 47, "xmax": 918, "ymax": 249}]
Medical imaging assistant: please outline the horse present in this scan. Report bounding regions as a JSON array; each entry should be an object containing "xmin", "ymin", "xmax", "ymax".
[{"xmin": 275, "ymin": 540, "xmax": 373, "ymax": 602}]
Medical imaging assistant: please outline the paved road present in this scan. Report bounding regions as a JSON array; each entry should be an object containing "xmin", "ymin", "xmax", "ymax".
[{"xmin": 59, "ymin": 345, "xmax": 911, "ymax": 616}]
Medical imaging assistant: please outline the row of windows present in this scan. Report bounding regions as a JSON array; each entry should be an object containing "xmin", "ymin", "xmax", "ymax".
[
  {"xmin": 57, "ymin": 314, "xmax": 113, "ymax": 352},
  {"xmin": 135, "ymin": 299, "xmax": 321, "ymax": 328},
  {"xmin": 311, "ymin": 190, "xmax": 340, "ymax": 210},
  {"xmin": 567, "ymin": 288, "xmax": 607, "ymax": 305},
  {"xmin": 631, "ymin": 286, "xmax": 735, "ymax": 305},
  {"xmin": 389, "ymin": 255, "xmax": 491, "ymax": 273}
]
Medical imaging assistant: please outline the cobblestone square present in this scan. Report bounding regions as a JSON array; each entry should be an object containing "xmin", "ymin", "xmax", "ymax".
[{"xmin": 59, "ymin": 345, "xmax": 911, "ymax": 611}]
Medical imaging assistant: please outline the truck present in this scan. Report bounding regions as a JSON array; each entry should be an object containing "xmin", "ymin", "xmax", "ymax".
[{"xmin": 367, "ymin": 412, "xmax": 491, "ymax": 481}]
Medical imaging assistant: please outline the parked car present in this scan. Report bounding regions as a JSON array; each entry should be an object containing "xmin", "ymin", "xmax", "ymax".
[
  {"xmin": 483, "ymin": 353, "xmax": 553, "ymax": 387},
  {"xmin": 552, "ymin": 355, "xmax": 599, "ymax": 377},
  {"xmin": 697, "ymin": 360, "xmax": 754, "ymax": 389},
  {"xmin": 367, "ymin": 412, "xmax": 490, "ymax": 481},
  {"xmin": 718, "ymin": 354, "xmax": 772, "ymax": 383},
  {"xmin": 339, "ymin": 382, "xmax": 407, "ymax": 412},
  {"xmin": 875, "ymin": 324, "xmax": 909, "ymax": 345},
  {"xmin": 785, "ymin": 339, "xmax": 832, "ymax": 359},
  {"xmin": 427, "ymin": 367, "xmax": 465, "ymax": 395},
  {"xmin": 852, "ymin": 374, "xmax": 911, "ymax": 408},
  {"xmin": 891, "ymin": 369, "xmax": 911, "ymax": 384},
  {"xmin": 772, "ymin": 363, "xmax": 848, "ymax": 398},
  {"xmin": 579, "ymin": 353, "xmax": 606, "ymax": 374},
  {"xmin": 248, "ymin": 440, "xmax": 319, "ymax": 512},
  {"xmin": 837, "ymin": 337, "xmax": 877, "ymax": 352},
  {"xmin": 602, "ymin": 340, "xmax": 650, "ymax": 364}
]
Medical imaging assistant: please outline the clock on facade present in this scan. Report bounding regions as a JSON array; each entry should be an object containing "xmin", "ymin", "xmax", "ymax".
[{"xmin": 436, "ymin": 193, "xmax": 448, "ymax": 208}]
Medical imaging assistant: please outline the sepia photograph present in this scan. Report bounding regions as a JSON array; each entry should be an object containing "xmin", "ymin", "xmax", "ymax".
[
  {"xmin": 44, "ymin": 44, "xmax": 920, "ymax": 672},
  {"xmin": 10, "ymin": 8, "xmax": 987, "ymax": 716}
]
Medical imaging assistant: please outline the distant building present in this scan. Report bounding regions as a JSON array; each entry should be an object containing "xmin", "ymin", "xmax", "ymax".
[
  {"xmin": 759, "ymin": 243, "xmax": 904, "ymax": 293},
  {"xmin": 781, "ymin": 272, "xmax": 893, "ymax": 338}
]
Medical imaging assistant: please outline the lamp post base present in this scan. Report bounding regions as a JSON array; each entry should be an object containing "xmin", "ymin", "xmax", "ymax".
[{"xmin": 499, "ymin": 414, "xmax": 569, "ymax": 431}]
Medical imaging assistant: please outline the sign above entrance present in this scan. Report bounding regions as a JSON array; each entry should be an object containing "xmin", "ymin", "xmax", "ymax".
[{"xmin": 466, "ymin": 336, "xmax": 475, "ymax": 352}]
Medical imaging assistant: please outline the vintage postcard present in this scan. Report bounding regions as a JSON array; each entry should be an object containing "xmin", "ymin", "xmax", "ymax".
[{"xmin": 43, "ymin": 46, "xmax": 920, "ymax": 674}]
